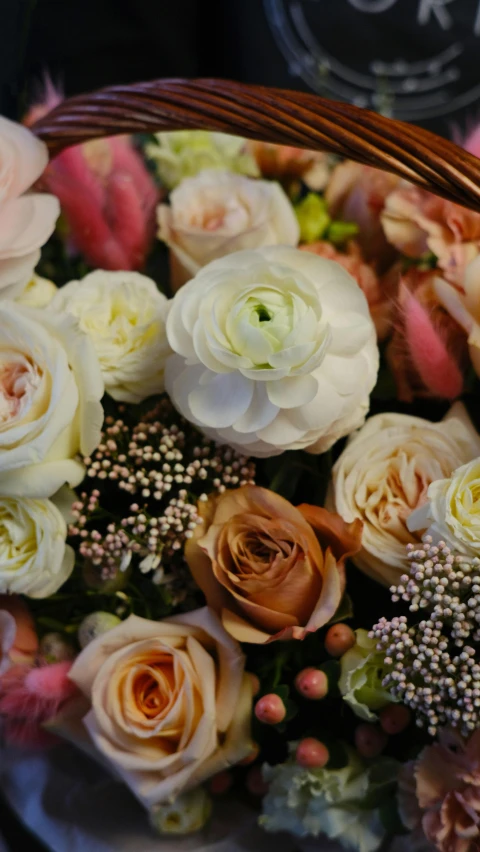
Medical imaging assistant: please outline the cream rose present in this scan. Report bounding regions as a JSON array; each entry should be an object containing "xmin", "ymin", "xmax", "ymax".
[
  {"xmin": 157, "ymin": 169, "xmax": 299, "ymax": 290},
  {"xmin": 0, "ymin": 117, "xmax": 59, "ymax": 297},
  {"xmin": 408, "ymin": 457, "xmax": 480, "ymax": 557},
  {"xmin": 0, "ymin": 302, "xmax": 104, "ymax": 497},
  {"xmin": 166, "ymin": 246, "xmax": 379, "ymax": 457},
  {"xmin": 68, "ymin": 608, "xmax": 253, "ymax": 809},
  {"xmin": 51, "ymin": 271, "xmax": 170, "ymax": 403},
  {"xmin": 330, "ymin": 406, "xmax": 480, "ymax": 586},
  {"xmin": 0, "ymin": 487, "xmax": 74, "ymax": 597}
]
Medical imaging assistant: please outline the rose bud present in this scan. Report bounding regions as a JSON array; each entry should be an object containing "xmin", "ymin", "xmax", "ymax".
[
  {"xmin": 39, "ymin": 632, "xmax": 76, "ymax": 664},
  {"xmin": 295, "ymin": 667, "xmax": 328, "ymax": 700},
  {"xmin": 380, "ymin": 704, "xmax": 412, "ymax": 735},
  {"xmin": 254, "ymin": 694, "xmax": 286, "ymax": 725},
  {"xmin": 355, "ymin": 723, "xmax": 388, "ymax": 759},
  {"xmin": 296, "ymin": 737, "xmax": 330, "ymax": 769},
  {"xmin": 78, "ymin": 612, "xmax": 122, "ymax": 649},
  {"xmin": 325, "ymin": 624, "xmax": 356, "ymax": 657}
]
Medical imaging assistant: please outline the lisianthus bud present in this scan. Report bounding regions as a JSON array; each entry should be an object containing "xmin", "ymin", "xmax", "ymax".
[
  {"xmin": 78, "ymin": 612, "xmax": 122, "ymax": 649},
  {"xmin": 354, "ymin": 723, "xmax": 388, "ymax": 759},
  {"xmin": 149, "ymin": 787, "xmax": 212, "ymax": 835},
  {"xmin": 325, "ymin": 624, "xmax": 356, "ymax": 657},
  {"xmin": 255, "ymin": 694, "xmax": 286, "ymax": 725},
  {"xmin": 295, "ymin": 193, "xmax": 330, "ymax": 243},
  {"xmin": 39, "ymin": 632, "xmax": 76, "ymax": 664},
  {"xmin": 294, "ymin": 667, "xmax": 328, "ymax": 700},
  {"xmin": 296, "ymin": 738, "xmax": 329, "ymax": 769},
  {"xmin": 338, "ymin": 629, "xmax": 395, "ymax": 721}
]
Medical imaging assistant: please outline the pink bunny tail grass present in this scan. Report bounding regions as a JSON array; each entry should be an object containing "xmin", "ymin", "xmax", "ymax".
[
  {"xmin": 23, "ymin": 73, "xmax": 63, "ymax": 127},
  {"xmin": 0, "ymin": 661, "xmax": 78, "ymax": 748},
  {"xmin": 401, "ymin": 283, "xmax": 464, "ymax": 400}
]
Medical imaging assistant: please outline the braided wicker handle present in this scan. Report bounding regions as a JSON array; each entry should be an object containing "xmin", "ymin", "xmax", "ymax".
[{"xmin": 32, "ymin": 77, "xmax": 480, "ymax": 211}]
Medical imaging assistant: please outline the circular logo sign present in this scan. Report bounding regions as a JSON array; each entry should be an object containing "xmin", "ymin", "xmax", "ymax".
[{"xmin": 264, "ymin": 0, "xmax": 480, "ymax": 120}]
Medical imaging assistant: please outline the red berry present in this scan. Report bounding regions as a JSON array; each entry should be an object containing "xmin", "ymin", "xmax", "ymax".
[
  {"xmin": 355, "ymin": 723, "xmax": 388, "ymax": 759},
  {"xmin": 295, "ymin": 668, "xmax": 328, "ymax": 700},
  {"xmin": 255, "ymin": 694, "xmax": 286, "ymax": 725},
  {"xmin": 249, "ymin": 673, "xmax": 261, "ymax": 696},
  {"xmin": 209, "ymin": 771, "xmax": 233, "ymax": 795},
  {"xmin": 296, "ymin": 738, "xmax": 330, "ymax": 769},
  {"xmin": 325, "ymin": 623, "xmax": 356, "ymax": 657},
  {"xmin": 239, "ymin": 742, "xmax": 260, "ymax": 766},
  {"xmin": 380, "ymin": 704, "xmax": 412, "ymax": 735},
  {"xmin": 246, "ymin": 766, "xmax": 269, "ymax": 797}
]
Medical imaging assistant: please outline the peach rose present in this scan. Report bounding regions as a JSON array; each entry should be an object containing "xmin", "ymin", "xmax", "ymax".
[
  {"xmin": 68, "ymin": 608, "xmax": 253, "ymax": 808},
  {"xmin": 300, "ymin": 240, "xmax": 392, "ymax": 340},
  {"xmin": 399, "ymin": 728, "xmax": 480, "ymax": 852},
  {"xmin": 185, "ymin": 485, "xmax": 362, "ymax": 644},
  {"xmin": 247, "ymin": 141, "xmax": 331, "ymax": 190},
  {"xmin": 381, "ymin": 183, "xmax": 480, "ymax": 286},
  {"xmin": 325, "ymin": 161, "xmax": 399, "ymax": 262},
  {"xmin": 0, "ymin": 595, "xmax": 38, "ymax": 674},
  {"xmin": 435, "ymin": 255, "xmax": 480, "ymax": 380}
]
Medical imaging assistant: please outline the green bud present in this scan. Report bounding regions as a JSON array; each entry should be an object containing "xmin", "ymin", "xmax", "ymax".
[
  {"xmin": 78, "ymin": 611, "xmax": 122, "ymax": 649},
  {"xmin": 327, "ymin": 220, "xmax": 359, "ymax": 245},
  {"xmin": 295, "ymin": 193, "xmax": 330, "ymax": 243}
]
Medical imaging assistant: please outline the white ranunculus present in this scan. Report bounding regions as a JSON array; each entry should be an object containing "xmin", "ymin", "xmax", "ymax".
[
  {"xmin": 15, "ymin": 273, "xmax": 57, "ymax": 308},
  {"xmin": 0, "ymin": 487, "xmax": 75, "ymax": 597},
  {"xmin": 50, "ymin": 271, "xmax": 170, "ymax": 403},
  {"xmin": 408, "ymin": 457, "xmax": 480, "ymax": 557},
  {"xmin": 0, "ymin": 117, "xmax": 59, "ymax": 297},
  {"xmin": 157, "ymin": 169, "xmax": 299, "ymax": 289},
  {"xmin": 330, "ymin": 405, "xmax": 480, "ymax": 586},
  {"xmin": 166, "ymin": 246, "xmax": 379, "ymax": 457},
  {"xmin": 0, "ymin": 302, "xmax": 104, "ymax": 497}
]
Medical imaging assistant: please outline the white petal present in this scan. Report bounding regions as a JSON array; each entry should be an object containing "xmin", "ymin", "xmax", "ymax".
[
  {"xmin": 329, "ymin": 312, "xmax": 373, "ymax": 356},
  {"xmin": 188, "ymin": 371, "xmax": 254, "ymax": 428},
  {"xmin": 233, "ymin": 383, "xmax": 279, "ymax": 433},
  {"xmin": 257, "ymin": 411, "xmax": 307, "ymax": 446},
  {"xmin": 266, "ymin": 374, "xmax": 318, "ymax": 409}
]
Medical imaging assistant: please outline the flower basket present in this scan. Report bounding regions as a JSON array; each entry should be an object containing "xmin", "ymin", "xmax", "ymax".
[{"xmin": 2, "ymin": 77, "xmax": 480, "ymax": 852}]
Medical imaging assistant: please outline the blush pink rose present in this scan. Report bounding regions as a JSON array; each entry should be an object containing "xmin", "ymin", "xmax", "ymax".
[
  {"xmin": 399, "ymin": 728, "xmax": 480, "ymax": 852},
  {"xmin": 325, "ymin": 160, "xmax": 399, "ymax": 263},
  {"xmin": 382, "ymin": 183, "xmax": 480, "ymax": 286},
  {"xmin": 186, "ymin": 485, "xmax": 362, "ymax": 644},
  {"xmin": 300, "ymin": 240, "xmax": 392, "ymax": 340},
  {"xmin": 0, "ymin": 117, "xmax": 59, "ymax": 296},
  {"xmin": 247, "ymin": 141, "xmax": 331, "ymax": 190}
]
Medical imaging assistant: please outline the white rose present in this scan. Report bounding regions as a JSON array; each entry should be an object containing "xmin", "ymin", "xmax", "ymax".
[
  {"xmin": 50, "ymin": 271, "xmax": 170, "ymax": 403},
  {"xmin": 0, "ymin": 117, "xmax": 59, "ymax": 297},
  {"xmin": 0, "ymin": 487, "xmax": 74, "ymax": 597},
  {"xmin": 330, "ymin": 405, "xmax": 480, "ymax": 586},
  {"xmin": 0, "ymin": 302, "xmax": 104, "ymax": 497},
  {"xmin": 157, "ymin": 169, "xmax": 299, "ymax": 290},
  {"xmin": 166, "ymin": 246, "xmax": 379, "ymax": 457},
  {"xmin": 408, "ymin": 456, "xmax": 480, "ymax": 557},
  {"xmin": 15, "ymin": 273, "xmax": 57, "ymax": 308}
]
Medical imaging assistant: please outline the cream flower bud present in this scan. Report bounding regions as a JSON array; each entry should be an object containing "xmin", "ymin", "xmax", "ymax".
[
  {"xmin": 50, "ymin": 270, "xmax": 170, "ymax": 404},
  {"xmin": 149, "ymin": 787, "xmax": 212, "ymax": 835},
  {"xmin": 0, "ymin": 487, "xmax": 75, "ymax": 598},
  {"xmin": 166, "ymin": 246, "xmax": 379, "ymax": 457},
  {"xmin": 78, "ymin": 611, "xmax": 122, "ymax": 649}
]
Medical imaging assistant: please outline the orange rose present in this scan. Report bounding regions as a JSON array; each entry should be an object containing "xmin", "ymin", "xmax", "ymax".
[{"xmin": 186, "ymin": 485, "xmax": 362, "ymax": 644}]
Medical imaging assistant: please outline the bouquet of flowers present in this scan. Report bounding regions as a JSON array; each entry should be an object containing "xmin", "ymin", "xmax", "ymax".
[{"xmin": 3, "ymin": 81, "xmax": 480, "ymax": 852}]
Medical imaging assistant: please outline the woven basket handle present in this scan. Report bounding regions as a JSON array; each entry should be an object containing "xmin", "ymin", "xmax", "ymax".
[{"xmin": 32, "ymin": 77, "xmax": 480, "ymax": 211}]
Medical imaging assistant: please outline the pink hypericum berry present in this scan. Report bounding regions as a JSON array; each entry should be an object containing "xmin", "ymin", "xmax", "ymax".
[
  {"xmin": 379, "ymin": 704, "xmax": 412, "ymax": 735},
  {"xmin": 294, "ymin": 667, "xmax": 328, "ymax": 700},
  {"xmin": 296, "ymin": 737, "xmax": 330, "ymax": 769},
  {"xmin": 355, "ymin": 723, "xmax": 388, "ymax": 759},
  {"xmin": 246, "ymin": 766, "xmax": 269, "ymax": 797},
  {"xmin": 209, "ymin": 771, "xmax": 233, "ymax": 796},
  {"xmin": 254, "ymin": 694, "xmax": 286, "ymax": 725},
  {"xmin": 324, "ymin": 624, "xmax": 356, "ymax": 657}
]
